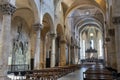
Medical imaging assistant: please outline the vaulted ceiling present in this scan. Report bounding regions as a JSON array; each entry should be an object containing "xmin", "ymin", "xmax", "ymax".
[{"xmin": 61, "ymin": 0, "xmax": 106, "ymax": 34}]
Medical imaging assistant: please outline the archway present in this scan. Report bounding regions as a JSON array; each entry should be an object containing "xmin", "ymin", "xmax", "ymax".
[
  {"xmin": 41, "ymin": 13, "xmax": 54, "ymax": 68},
  {"xmin": 56, "ymin": 24, "xmax": 64, "ymax": 66},
  {"xmin": 79, "ymin": 24, "xmax": 104, "ymax": 64},
  {"xmin": 64, "ymin": 0, "xmax": 105, "ymax": 64}
]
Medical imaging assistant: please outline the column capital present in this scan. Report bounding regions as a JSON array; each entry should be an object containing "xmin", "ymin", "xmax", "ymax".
[
  {"xmin": 0, "ymin": 2, "xmax": 16, "ymax": 15},
  {"xmin": 50, "ymin": 33, "xmax": 57, "ymax": 39},
  {"xmin": 33, "ymin": 23, "xmax": 43, "ymax": 31}
]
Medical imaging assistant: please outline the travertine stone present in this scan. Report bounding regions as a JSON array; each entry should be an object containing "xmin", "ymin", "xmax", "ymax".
[
  {"xmin": 0, "ymin": 2, "xmax": 15, "ymax": 80},
  {"xmin": 50, "ymin": 33, "xmax": 56, "ymax": 67},
  {"xmin": 59, "ymin": 39, "xmax": 66, "ymax": 66},
  {"xmin": 33, "ymin": 23, "xmax": 43, "ymax": 70},
  {"xmin": 0, "ymin": 14, "xmax": 11, "ymax": 80},
  {"xmin": 68, "ymin": 45, "xmax": 71, "ymax": 65}
]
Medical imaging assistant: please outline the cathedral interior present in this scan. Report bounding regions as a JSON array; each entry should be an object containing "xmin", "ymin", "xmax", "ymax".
[{"xmin": 0, "ymin": 0, "xmax": 120, "ymax": 80}]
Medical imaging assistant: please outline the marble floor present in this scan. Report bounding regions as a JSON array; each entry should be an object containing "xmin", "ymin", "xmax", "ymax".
[{"xmin": 58, "ymin": 65, "xmax": 90, "ymax": 80}]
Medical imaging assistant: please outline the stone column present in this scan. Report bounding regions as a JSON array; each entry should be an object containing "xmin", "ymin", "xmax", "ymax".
[
  {"xmin": 75, "ymin": 46, "xmax": 78, "ymax": 64},
  {"xmin": 30, "ymin": 33, "xmax": 36, "ymax": 70},
  {"xmin": 104, "ymin": 43, "xmax": 108, "ymax": 66},
  {"xmin": 106, "ymin": 36, "xmax": 116, "ymax": 69},
  {"xmin": 43, "ymin": 38, "xmax": 46, "ymax": 68},
  {"xmin": 70, "ymin": 45, "xmax": 75, "ymax": 64},
  {"xmin": 110, "ymin": 36, "xmax": 116, "ymax": 69},
  {"xmin": 78, "ymin": 47, "xmax": 81, "ymax": 64},
  {"xmin": 112, "ymin": 0, "xmax": 120, "ymax": 72},
  {"xmin": 59, "ymin": 36, "xmax": 66, "ymax": 66},
  {"xmin": 33, "ymin": 23, "xmax": 43, "ymax": 70},
  {"xmin": 68, "ymin": 45, "xmax": 71, "ymax": 65},
  {"xmin": 50, "ymin": 33, "xmax": 56, "ymax": 67},
  {"xmin": 74, "ymin": 46, "xmax": 76, "ymax": 64},
  {"xmin": 0, "ymin": 2, "xmax": 16, "ymax": 80},
  {"xmin": 106, "ymin": 40, "xmax": 111, "ymax": 66}
]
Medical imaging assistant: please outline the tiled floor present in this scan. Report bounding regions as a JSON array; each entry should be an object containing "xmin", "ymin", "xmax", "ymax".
[{"xmin": 58, "ymin": 65, "xmax": 90, "ymax": 80}]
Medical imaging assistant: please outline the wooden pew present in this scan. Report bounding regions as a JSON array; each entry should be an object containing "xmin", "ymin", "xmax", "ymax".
[
  {"xmin": 83, "ymin": 64, "xmax": 113, "ymax": 80},
  {"xmin": 25, "ymin": 64, "xmax": 81, "ymax": 80}
]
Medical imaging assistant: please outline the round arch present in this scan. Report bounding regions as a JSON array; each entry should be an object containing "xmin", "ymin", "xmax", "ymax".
[
  {"xmin": 79, "ymin": 24, "xmax": 104, "ymax": 60},
  {"xmin": 79, "ymin": 24, "xmax": 103, "ymax": 35},
  {"xmin": 13, "ymin": 8, "xmax": 34, "ymax": 28},
  {"xmin": 74, "ymin": 17, "xmax": 104, "ymax": 34},
  {"xmin": 64, "ymin": 1, "xmax": 105, "ymax": 28},
  {"xmin": 29, "ymin": 0, "xmax": 41, "ymax": 23},
  {"xmin": 41, "ymin": 13, "xmax": 54, "ymax": 38},
  {"xmin": 65, "ymin": 0, "xmax": 105, "ymax": 18}
]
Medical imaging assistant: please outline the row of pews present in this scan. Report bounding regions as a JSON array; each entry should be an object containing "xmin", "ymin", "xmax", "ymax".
[
  {"xmin": 83, "ymin": 64, "xmax": 113, "ymax": 80},
  {"xmin": 81, "ymin": 59, "xmax": 104, "ymax": 64},
  {"xmin": 8, "ymin": 64, "xmax": 81, "ymax": 80}
]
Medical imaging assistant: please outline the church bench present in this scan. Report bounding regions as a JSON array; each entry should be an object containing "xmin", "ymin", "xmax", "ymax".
[
  {"xmin": 25, "ymin": 64, "xmax": 81, "ymax": 80},
  {"xmin": 83, "ymin": 64, "xmax": 113, "ymax": 80},
  {"xmin": 84, "ymin": 74, "xmax": 113, "ymax": 80}
]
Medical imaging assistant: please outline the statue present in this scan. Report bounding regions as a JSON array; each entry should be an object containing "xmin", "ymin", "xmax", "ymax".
[{"xmin": 12, "ymin": 23, "xmax": 29, "ymax": 70}]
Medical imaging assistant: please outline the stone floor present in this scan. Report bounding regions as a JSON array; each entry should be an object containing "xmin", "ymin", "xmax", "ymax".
[{"xmin": 58, "ymin": 65, "xmax": 89, "ymax": 80}]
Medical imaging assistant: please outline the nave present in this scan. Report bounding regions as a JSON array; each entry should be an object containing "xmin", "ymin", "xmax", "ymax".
[
  {"xmin": 58, "ymin": 65, "xmax": 88, "ymax": 80},
  {"xmin": 1, "ymin": 0, "xmax": 120, "ymax": 80},
  {"xmin": 8, "ymin": 63, "xmax": 120, "ymax": 80},
  {"xmin": 59, "ymin": 64, "xmax": 117, "ymax": 80}
]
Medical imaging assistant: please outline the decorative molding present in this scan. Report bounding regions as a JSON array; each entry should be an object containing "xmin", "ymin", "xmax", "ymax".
[
  {"xmin": 0, "ymin": 2, "xmax": 16, "ymax": 15},
  {"xmin": 112, "ymin": 16, "xmax": 120, "ymax": 24},
  {"xmin": 50, "ymin": 33, "xmax": 57, "ymax": 39}
]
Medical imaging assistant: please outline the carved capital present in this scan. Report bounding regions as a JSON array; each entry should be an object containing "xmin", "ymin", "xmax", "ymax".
[
  {"xmin": 112, "ymin": 16, "xmax": 120, "ymax": 25},
  {"xmin": 33, "ymin": 23, "xmax": 43, "ymax": 31},
  {"xmin": 50, "ymin": 33, "xmax": 57, "ymax": 39},
  {"xmin": 0, "ymin": 2, "xmax": 16, "ymax": 15}
]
